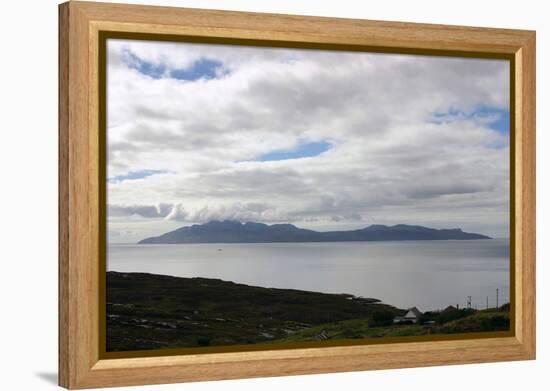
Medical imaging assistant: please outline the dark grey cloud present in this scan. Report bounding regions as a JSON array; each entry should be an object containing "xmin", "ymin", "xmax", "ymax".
[{"xmin": 108, "ymin": 204, "xmax": 172, "ymax": 218}]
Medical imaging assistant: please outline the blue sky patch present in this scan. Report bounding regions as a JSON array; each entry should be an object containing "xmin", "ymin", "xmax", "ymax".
[
  {"xmin": 477, "ymin": 107, "xmax": 510, "ymax": 134},
  {"xmin": 431, "ymin": 106, "xmax": 510, "ymax": 134},
  {"xmin": 124, "ymin": 50, "xmax": 166, "ymax": 79},
  {"xmin": 124, "ymin": 50, "xmax": 224, "ymax": 81},
  {"xmin": 109, "ymin": 169, "xmax": 167, "ymax": 183},
  {"xmin": 170, "ymin": 58, "xmax": 223, "ymax": 80},
  {"xmin": 255, "ymin": 141, "xmax": 331, "ymax": 161}
]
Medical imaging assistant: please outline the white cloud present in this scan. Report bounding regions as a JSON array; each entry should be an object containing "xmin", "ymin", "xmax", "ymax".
[{"xmin": 106, "ymin": 39, "xmax": 509, "ymax": 242}]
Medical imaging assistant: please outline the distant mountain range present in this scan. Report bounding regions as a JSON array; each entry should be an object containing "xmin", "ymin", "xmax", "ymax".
[{"xmin": 138, "ymin": 220, "xmax": 491, "ymax": 244}]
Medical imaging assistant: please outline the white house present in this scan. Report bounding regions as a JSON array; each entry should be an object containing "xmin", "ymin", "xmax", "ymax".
[
  {"xmin": 403, "ymin": 307, "xmax": 423, "ymax": 323},
  {"xmin": 393, "ymin": 307, "xmax": 423, "ymax": 324}
]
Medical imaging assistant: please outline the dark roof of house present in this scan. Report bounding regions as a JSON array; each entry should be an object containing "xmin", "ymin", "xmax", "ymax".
[{"xmin": 441, "ymin": 305, "xmax": 458, "ymax": 314}]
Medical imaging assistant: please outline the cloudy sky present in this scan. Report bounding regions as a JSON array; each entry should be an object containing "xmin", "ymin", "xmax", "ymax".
[{"xmin": 106, "ymin": 39, "xmax": 510, "ymax": 243}]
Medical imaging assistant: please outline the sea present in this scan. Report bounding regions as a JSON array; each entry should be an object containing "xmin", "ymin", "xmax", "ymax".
[{"xmin": 107, "ymin": 239, "xmax": 510, "ymax": 312}]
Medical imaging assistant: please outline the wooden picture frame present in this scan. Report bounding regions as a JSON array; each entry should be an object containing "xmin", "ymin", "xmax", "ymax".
[{"xmin": 59, "ymin": 1, "xmax": 536, "ymax": 389}]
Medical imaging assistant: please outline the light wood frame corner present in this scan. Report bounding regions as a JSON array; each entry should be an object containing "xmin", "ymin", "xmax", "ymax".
[{"xmin": 59, "ymin": 1, "xmax": 536, "ymax": 389}]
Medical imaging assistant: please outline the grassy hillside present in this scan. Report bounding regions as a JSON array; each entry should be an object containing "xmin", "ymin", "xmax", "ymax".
[
  {"xmin": 430, "ymin": 309, "xmax": 509, "ymax": 334},
  {"xmin": 272, "ymin": 319, "xmax": 427, "ymax": 342},
  {"xmin": 107, "ymin": 271, "xmax": 400, "ymax": 351},
  {"xmin": 275, "ymin": 310, "xmax": 509, "ymax": 343},
  {"xmin": 107, "ymin": 271, "xmax": 509, "ymax": 352}
]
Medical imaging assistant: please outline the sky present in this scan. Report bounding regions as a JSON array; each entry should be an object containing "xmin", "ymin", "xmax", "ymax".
[{"xmin": 106, "ymin": 39, "xmax": 510, "ymax": 243}]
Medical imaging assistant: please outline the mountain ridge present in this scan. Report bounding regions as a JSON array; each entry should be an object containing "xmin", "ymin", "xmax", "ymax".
[{"xmin": 138, "ymin": 220, "xmax": 491, "ymax": 244}]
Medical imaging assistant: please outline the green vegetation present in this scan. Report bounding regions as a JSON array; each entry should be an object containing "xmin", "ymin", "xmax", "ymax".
[
  {"xmin": 430, "ymin": 309, "xmax": 510, "ymax": 334},
  {"xmin": 419, "ymin": 308, "xmax": 477, "ymax": 325},
  {"xmin": 272, "ymin": 318, "xmax": 428, "ymax": 342},
  {"xmin": 106, "ymin": 271, "xmax": 510, "ymax": 352},
  {"xmin": 107, "ymin": 272, "xmax": 399, "ymax": 351},
  {"xmin": 370, "ymin": 309, "xmax": 395, "ymax": 327},
  {"xmin": 274, "ymin": 309, "xmax": 508, "ymax": 343}
]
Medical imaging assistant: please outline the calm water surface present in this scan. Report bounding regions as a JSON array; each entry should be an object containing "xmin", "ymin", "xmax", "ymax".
[{"xmin": 107, "ymin": 239, "xmax": 509, "ymax": 311}]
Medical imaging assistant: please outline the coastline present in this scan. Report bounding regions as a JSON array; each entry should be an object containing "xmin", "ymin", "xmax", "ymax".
[{"xmin": 106, "ymin": 271, "xmax": 510, "ymax": 352}]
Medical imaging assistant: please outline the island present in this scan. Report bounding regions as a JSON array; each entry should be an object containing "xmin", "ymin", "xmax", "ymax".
[{"xmin": 138, "ymin": 220, "xmax": 491, "ymax": 244}]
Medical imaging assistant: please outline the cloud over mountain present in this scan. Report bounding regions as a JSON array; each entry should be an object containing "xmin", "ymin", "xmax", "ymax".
[{"xmin": 107, "ymin": 39, "xmax": 510, "ymax": 243}]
